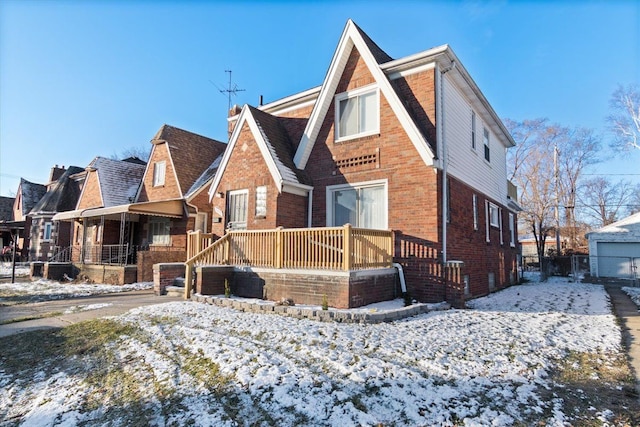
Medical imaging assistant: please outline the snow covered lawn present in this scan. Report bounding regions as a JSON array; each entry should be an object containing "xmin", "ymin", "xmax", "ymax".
[
  {"xmin": 0, "ymin": 279, "xmax": 153, "ymax": 304},
  {"xmin": 1, "ymin": 276, "xmax": 638, "ymax": 426}
]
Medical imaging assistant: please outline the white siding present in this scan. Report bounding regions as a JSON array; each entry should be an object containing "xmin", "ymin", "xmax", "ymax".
[{"xmin": 442, "ymin": 75, "xmax": 509, "ymax": 207}]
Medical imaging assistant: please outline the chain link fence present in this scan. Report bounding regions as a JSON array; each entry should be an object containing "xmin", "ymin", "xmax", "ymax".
[{"xmin": 521, "ymin": 254, "xmax": 638, "ymax": 286}]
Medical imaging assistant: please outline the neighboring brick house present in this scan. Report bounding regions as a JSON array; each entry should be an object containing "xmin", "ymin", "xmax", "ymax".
[
  {"xmin": 27, "ymin": 165, "xmax": 85, "ymax": 261},
  {"xmin": 0, "ymin": 196, "xmax": 16, "ymax": 255},
  {"xmin": 53, "ymin": 125, "xmax": 226, "ymax": 283},
  {"xmin": 205, "ymin": 20, "xmax": 520, "ymax": 305},
  {"xmin": 12, "ymin": 178, "xmax": 47, "ymax": 260}
]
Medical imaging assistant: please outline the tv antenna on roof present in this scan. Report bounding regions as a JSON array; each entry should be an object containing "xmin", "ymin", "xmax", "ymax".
[{"xmin": 217, "ymin": 70, "xmax": 245, "ymax": 113}]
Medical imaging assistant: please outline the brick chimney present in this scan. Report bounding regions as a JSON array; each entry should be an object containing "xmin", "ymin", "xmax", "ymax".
[{"xmin": 49, "ymin": 165, "xmax": 66, "ymax": 183}]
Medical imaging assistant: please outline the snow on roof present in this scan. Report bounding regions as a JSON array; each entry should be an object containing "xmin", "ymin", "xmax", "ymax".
[{"xmin": 586, "ymin": 212, "xmax": 640, "ymax": 241}]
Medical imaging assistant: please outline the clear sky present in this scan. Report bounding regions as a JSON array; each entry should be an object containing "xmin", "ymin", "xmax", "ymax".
[{"xmin": 1, "ymin": 1, "xmax": 639, "ymax": 198}]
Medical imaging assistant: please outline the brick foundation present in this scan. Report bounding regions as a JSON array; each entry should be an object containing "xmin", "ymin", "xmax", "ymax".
[
  {"xmin": 43, "ymin": 262, "xmax": 74, "ymax": 281},
  {"xmin": 74, "ymin": 264, "xmax": 137, "ymax": 285}
]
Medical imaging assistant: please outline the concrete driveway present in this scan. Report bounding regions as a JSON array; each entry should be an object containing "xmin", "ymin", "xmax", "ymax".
[{"xmin": 0, "ymin": 290, "xmax": 183, "ymax": 337}]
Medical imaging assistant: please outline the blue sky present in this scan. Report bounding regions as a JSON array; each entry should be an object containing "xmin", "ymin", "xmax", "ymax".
[{"xmin": 1, "ymin": 1, "xmax": 639, "ymax": 198}]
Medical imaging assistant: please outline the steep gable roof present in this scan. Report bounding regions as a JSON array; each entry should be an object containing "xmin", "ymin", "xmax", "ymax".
[
  {"xmin": 17, "ymin": 179, "xmax": 47, "ymax": 216},
  {"xmin": 148, "ymin": 124, "xmax": 227, "ymax": 197},
  {"xmin": 209, "ymin": 105, "xmax": 312, "ymax": 200},
  {"xmin": 29, "ymin": 166, "xmax": 84, "ymax": 215},
  {"xmin": 86, "ymin": 157, "xmax": 146, "ymax": 207},
  {"xmin": 293, "ymin": 19, "xmax": 436, "ymax": 170},
  {"xmin": 0, "ymin": 196, "xmax": 14, "ymax": 221},
  {"xmin": 185, "ymin": 154, "xmax": 223, "ymax": 200}
]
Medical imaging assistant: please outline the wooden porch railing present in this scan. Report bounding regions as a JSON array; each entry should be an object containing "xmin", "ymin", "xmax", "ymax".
[{"xmin": 183, "ymin": 224, "xmax": 393, "ymax": 299}]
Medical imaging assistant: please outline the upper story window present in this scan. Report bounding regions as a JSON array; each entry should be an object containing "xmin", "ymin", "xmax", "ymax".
[
  {"xmin": 471, "ymin": 111, "xmax": 476, "ymax": 150},
  {"xmin": 335, "ymin": 86, "xmax": 379, "ymax": 141},
  {"xmin": 153, "ymin": 161, "xmax": 166, "ymax": 187},
  {"xmin": 43, "ymin": 222, "xmax": 52, "ymax": 241},
  {"xmin": 488, "ymin": 202, "xmax": 500, "ymax": 227},
  {"xmin": 483, "ymin": 128, "xmax": 490, "ymax": 162}
]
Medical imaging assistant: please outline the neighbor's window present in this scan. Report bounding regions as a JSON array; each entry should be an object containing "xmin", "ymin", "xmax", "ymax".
[
  {"xmin": 509, "ymin": 212, "xmax": 515, "ymax": 247},
  {"xmin": 472, "ymin": 194, "xmax": 478, "ymax": 230},
  {"xmin": 43, "ymin": 222, "xmax": 52, "ymax": 241},
  {"xmin": 148, "ymin": 217, "xmax": 171, "ymax": 245},
  {"xmin": 153, "ymin": 161, "xmax": 166, "ymax": 187},
  {"xmin": 488, "ymin": 202, "xmax": 500, "ymax": 227},
  {"xmin": 483, "ymin": 128, "xmax": 490, "ymax": 162},
  {"xmin": 328, "ymin": 180, "xmax": 387, "ymax": 229},
  {"xmin": 255, "ymin": 186, "xmax": 267, "ymax": 218},
  {"xmin": 335, "ymin": 86, "xmax": 379, "ymax": 140},
  {"xmin": 471, "ymin": 111, "xmax": 476, "ymax": 150}
]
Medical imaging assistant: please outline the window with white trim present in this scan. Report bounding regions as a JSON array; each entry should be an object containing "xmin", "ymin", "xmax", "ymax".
[
  {"xmin": 148, "ymin": 217, "xmax": 171, "ymax": 245},
  {"xmin": 509, "ymin": 212, "xmax": 515, "ymax": 247},
  {"xmin": 327, "ymin": 180, "xmax": 387, "ymax": 229},
  {"xmin": 255, "ymin": 186, "xmax": 267, "ymax": 218},
  {"xmin": 153, "ymin": 161, "xmax": 166, "ymax": 187},
  {"xmin": 472, "ymin": 194, "xmax": 478, "ymax": 230},
  {"xmin": 227, "ymin": 189, "xmax": 248, "ymax": 230},
  {"xmin": 43, "ymin": 222, "xmax": 52, "ymax": 241},
  {"xmin": 335, "ymin": 87, "xmax": 379, "ymax": 141},
  {"xmin": 483, "ymin": 128, "xmax": 490, "ymax": 162},
  {"xmin": 488, "ymin": 202, "xmax": 499, "ymax": 227},
  {"xmin": 499, "ymin": 207, "xmax": 504, "ymax": 245},
  {"xmin": 471, "ymin": 111, "xmax": 476, "ymax": 150}
]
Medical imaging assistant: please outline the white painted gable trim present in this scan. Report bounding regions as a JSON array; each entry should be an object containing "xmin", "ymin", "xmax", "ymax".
[
  {"xmin": 293, "ymin": 19, "xmax": 435, "ymax": 170},
  {"xmin": 208, "ymin": 106, "xmax": 307, "ymax": 202}
]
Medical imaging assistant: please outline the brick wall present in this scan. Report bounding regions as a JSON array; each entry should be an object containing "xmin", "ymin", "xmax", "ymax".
[
  {"xmin": 153, "ymin": 262, "xmax": 185, "ymax": 295},
  {"xmin": 137, "ymin": 143, "xmax": 182, "ymax": 202},
  {"xmin": 77, "ymin": 170, "xmax": 103, "ymax": 209},
  {"xmin": 138, "ymin": 248, "xmax": 186, "ymax": 282}
]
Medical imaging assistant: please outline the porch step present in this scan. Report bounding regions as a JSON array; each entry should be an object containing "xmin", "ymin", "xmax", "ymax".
[{"xmin": 165, "ymin": 286, "xmax": 184, "ymax": 297}]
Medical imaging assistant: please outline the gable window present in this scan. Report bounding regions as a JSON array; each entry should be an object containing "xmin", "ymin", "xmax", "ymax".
[
  {"xmin": 335, "ymin": 86, "xmax": 379, "ymax": 141},
  {"xmin": 327, "ymin": 180, "xmax": 387, "ymax": 229},
  {"xmin": 43, "ymin": 222, "xmax": 52, "ymax": 241},
  {"xmin": 255, "ymin": 186, "xmax": 267, "ymax": 218},
  {"xmin": 509, "ymin": 212, "xmax": 515, "ymax": 247},
  {"xmin": 227, "ymin": 189, "xmax": 248, "ymax": 230},
  {"xmin": 471, "ymin": 111, "xmax": 476, "ymax": 150},
  {"xmin": 153, "ymin": 161, "xmax": 166, "ymax": 187},
  {"xmin": 483, "ymin": 128, "xmax": 490, "ymax": 162},
  {"xmin": 149, "ymin": 217, "xmax": 171, "ymax": 245}
]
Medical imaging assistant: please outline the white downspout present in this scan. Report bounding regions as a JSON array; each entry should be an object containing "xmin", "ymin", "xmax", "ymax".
[
  {"xmin": 393, "ymin": 262, "xmax": 407, "ymax": 294},
  {"xmin": 439, "ymin": 60, "xmax": 455, "ymax": 264},
  {"xmin": 307, "ymin": 188, "xmax": 313, "ymax": 228}
]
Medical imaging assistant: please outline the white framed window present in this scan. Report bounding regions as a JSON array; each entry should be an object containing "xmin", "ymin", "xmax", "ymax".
[
  {"xmin": 483, "ymin": 128, "xmax": 490, "ymax": 162},
  {"xmin": 472, "ymin": 194, "xmax": 478, "ymax": 230},
  {"xmin": 471, "ymin": 111, "xmax": 476, "ymax": 150},
  {"xmin": 149, "ymin": 217, "xmax": 171, "ymax": 245},
  {"xmin": 227, "ymin": 189, "xmax": 248, "ymax": 230},
  {"xmin": 43, "ymin": 222, "xmax": 52, "ymax": 241},
  {"xmin": 255, "ymin": 186, "xmax": 267, "ymax": 218},
  {"xmin": 488, "ymin": 202, "xmax": 499, "ymax": 227},
  {"xmin": 509, "ymin": 212, "xmax": 515, "ymax": 247},
  {"xmin": 153, "ymin": 161, "xmax": 166, "ymax": 187},
  {"xmin": 335, "ymin": 86, "xmax": 379, "ymax": 141},
  {"xmin": 327, "ymin": 179, "xmax": 387, "ymax": 229}
]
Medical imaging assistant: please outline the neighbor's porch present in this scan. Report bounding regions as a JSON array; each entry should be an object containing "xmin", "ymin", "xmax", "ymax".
[{"xmin": 184, "ymin": 225, "xmax": 399, "ymax": 308}]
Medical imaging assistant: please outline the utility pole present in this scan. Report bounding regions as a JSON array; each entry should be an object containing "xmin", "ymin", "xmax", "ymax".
[{"xmin": 554, "ymin": 145, "xmax": 561, "ymax": 255}]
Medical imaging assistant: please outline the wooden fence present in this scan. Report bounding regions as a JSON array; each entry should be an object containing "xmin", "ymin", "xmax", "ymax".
[{"xmin": 184, "ymin": 225, "xmax": 393, "ymax": 298}]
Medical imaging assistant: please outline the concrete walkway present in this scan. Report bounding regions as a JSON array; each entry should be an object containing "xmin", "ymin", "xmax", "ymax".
[
  {"xmin": 0, "ymin": 290, "xmax": 182, "ymax": 337},
  {"xmin": 604, "ymin": 284, "xmax": 640, "ymax": 397}
]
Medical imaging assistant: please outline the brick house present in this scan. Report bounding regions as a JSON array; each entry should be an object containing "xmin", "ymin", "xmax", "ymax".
[
  {"xmin": 27, "ymin": 165, "xmax": 85, "ymax": 261},
  {"xmin": 12, "ymin": 178, "xmax": 47, "ymax": 260},
  {"xmin": 53, "ymin": 125, "xmax": 226, "ymax": 283},
  {"xmin": 191, "ymin": 20, "xmax": 520, "ymax": 307}
]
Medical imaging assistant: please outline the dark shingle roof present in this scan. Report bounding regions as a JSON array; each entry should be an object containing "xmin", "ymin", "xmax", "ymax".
[
  {"xmin": 18, "ymin": 179, "xmax": 47, "ymax": 216},
  {"xmin": 352, "ymin": 21, "xmax": 393, "ymax": 64},
  {"xmin": 151, "ymin": 125, "xmax": 227, "ymax": 196},
  {"xmin": 87, "ymin": 157, "xmax": 146, "ymax": 207},
  {"xmin": 249, "ymin": 106, "xmax": 312, "ymax": 186},
  {"xmin": 185, "ymin": 154, "xmax": 224, "ymax": 199},
  {"xmin": 0, "ymin": 196, "xmax": 15, "ymax": 221},
  {"xmin": 29, "ymin": 166, "xmax": 84, "ymax": 214}
]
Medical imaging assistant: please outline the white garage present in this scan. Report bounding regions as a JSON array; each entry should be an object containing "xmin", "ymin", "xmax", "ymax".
[{"xmin": 586, "ymin": 212, "xmax": 640, "ymax": 280}]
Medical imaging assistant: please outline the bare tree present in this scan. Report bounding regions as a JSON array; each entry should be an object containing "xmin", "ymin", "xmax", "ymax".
[
  {"xmin": 577, "ymin": 177, "xmax": 635, "ymax": 227},
  {"xmin": 110, "ymin": 145, "xmax": 151, "ymax": 162},
  {"xmin": 628, "ymin": 184, "xmax": 640, "ymax": 215},
  {"xmin": 607, "ymin": 84, "xmax": 640, "ymax": 152}
]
